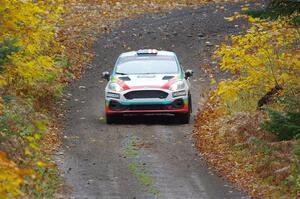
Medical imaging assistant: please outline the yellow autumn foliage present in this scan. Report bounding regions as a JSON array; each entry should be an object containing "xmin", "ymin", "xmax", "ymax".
[
  {"xmin": 0, "ymin": 1, "xmax": 64, "ymax": 198},
  {"xmin": 0, "ymin": 152, "xmax": 23, "ymax": 198},
  {"xmin": 0, "ymin": 0, "xmax": 63, "ymax": 89},
  {"xmin": 214, "ymin": 15, "xmax": 300, "ymax": 109}
]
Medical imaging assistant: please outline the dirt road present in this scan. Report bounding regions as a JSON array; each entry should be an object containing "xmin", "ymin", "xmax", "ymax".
[{"xmin": 59, "ymin": 2, "xmax": 253, "ymax": 198}]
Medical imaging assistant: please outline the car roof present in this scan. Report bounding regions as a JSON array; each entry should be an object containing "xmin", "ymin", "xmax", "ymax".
[{"xmin": 119, "ymin": 50, "xmax": 176, "ymax": 58}]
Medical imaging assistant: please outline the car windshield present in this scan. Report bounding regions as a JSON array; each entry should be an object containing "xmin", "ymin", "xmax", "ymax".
[{"xmin": 115, "ymin": 56, "xmax": 179, "ymax": 75}]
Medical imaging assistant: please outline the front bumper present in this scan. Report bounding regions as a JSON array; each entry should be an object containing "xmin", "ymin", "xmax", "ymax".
[{"xmin": 104, "ymin": 89, "xmax": 189, "ymax": 114}]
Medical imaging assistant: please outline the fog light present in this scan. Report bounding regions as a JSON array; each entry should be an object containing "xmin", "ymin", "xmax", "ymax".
[
  {"xmin": 107, "ymin": 92, "xmax": 120, "ymax": 99},
  {"xmin": 172, "ymin": 90, "xmax": 186, "ymax": 98}
]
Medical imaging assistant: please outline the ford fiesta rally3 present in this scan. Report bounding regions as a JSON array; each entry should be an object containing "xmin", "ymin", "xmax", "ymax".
[{"xmin": 102, "ymin": 49, "xmax": 193, "ymax": 124}]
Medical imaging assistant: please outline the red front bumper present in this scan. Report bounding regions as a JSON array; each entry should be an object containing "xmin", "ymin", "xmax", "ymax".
[
  {"xmin": 105, "ymin": 106, "xmax": 188, "ymax": 114},
  {"xmin": 105, "ymin": 99, "xmax": 188, "ymax": 114}
]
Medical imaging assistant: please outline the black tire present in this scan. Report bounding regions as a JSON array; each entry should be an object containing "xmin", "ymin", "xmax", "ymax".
[
  {"xmin": 176, "ymin": 94, "xmax": 192, "ymax": 124},
  {"xmin": 177, "ymin": 112, "xmax": 190, "ymax": 124},
  {"xmin": 106, "ymin": 114, "xmax": 117, "ymax": 124}
]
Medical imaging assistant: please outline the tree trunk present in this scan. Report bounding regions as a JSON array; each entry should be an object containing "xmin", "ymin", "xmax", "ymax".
[{"xmin": 257, "ymin": 85, "xmax": 283, "ymax": 109}]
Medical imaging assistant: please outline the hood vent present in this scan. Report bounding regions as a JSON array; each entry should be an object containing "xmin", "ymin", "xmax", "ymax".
[
  {"xmin": 118, "ymin": 76, "xmax": 131, "ymax": 81},
  {"xmin": 162, "ymin": 75, "xmax": 175, "ymax": 80},
  {"xmin": 137, "ymin": 75, "xmax": 155, "ymax": 78}
]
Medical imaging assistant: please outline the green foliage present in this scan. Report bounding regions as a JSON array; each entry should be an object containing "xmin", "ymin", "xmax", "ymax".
[
  {"xmin": 0, "ymin": 97, "xmax": 61, "ymax": 198},
  {"xmin": 0, "ymin": 38, "xmax": 20, "ymax": 72},
  {"xmin": 284, "ymin": 143, "xmax": 300, "ymax": 195},
  {"xmin": 55, "ymin": 55, "xmax": 71, "ymax": 69},
  {"xmin": 0, "ymin": 98, "xmax": 46, "ymax": 150},
  {"xmin": 292, "ymin": 15, "xmax": 300, "ymax": 25},
  {"xmin": 246, "ymin": 0, "xmax": 300, "ymax": 18},
  {"xmin": 250, "ymin": 137, "xmax": 273, "ymax": 155},
  {"xmin": 292, "ymin": 143, "xmax": 300, "ymax": 156},
  {"xmin": 246, "ymin": 0, "xmax": 300, "ymax": 25},
  {"xmin": 262, "ymin": 98, "xmax": 300, "ymax": 140}
]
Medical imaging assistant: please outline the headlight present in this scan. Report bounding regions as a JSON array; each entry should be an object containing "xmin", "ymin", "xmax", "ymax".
[
  {"xmin": 108, "ymin": 83, "xmax": 124, "ymax": 92},
  {"xmin": 169, "ymin": 81, "xmax": 186, "ymax": 91},
  {"xmin": 106, "ymin": 92, "xmax": 120, "ymax": 99}
]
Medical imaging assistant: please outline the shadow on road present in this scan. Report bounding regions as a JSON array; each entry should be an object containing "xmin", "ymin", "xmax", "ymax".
[{"xmin": 109, "ymin": 114, "xmax": 190, "ymax": 125}]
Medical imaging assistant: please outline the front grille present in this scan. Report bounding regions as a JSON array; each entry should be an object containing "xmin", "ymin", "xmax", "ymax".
[{"xmin": 124, "ymin": 90, "xmax": 168, "ymax": 100}]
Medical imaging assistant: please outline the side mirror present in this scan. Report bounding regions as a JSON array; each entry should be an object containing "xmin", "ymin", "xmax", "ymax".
[
  {"xmin": 185, "ymin": 69, "xmax": 193, "ymax": 79},
  {"xmin": 102, "ymin": 71, "xmax": 110, "ymax": 81}
]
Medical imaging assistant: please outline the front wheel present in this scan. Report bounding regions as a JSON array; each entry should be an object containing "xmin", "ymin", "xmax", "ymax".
[
  {"xmin": 176, "ymin": 112, "xmax": 190, "ymax": 124},
  {"xmin": 176, "ymin": 95, "xmax": 192, "ymax": 124},
  {"xmin": 106, "ymin": 113, "xmax": 118, "ymax": 124}
]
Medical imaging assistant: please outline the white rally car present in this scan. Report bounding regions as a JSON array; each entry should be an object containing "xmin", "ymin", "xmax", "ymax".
[{"xmin": 102, "ymin": 49, "xmax": 193, "ymax": 124}]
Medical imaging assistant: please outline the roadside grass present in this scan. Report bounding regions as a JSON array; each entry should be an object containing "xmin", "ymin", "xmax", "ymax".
[
  {"xmin": 128, "ymin": 162, "xmax": 155, "ymax": 187},
  {"xmin": 123, "ymin": 135, "xmax": 160, "ymax": 196},
  {"xmin": 0, "ymin": 97, "xmax": 62, "ymax": 198},
  {"xmin": 123, "ymin": 136, "xmax": 139, "ymax": 157},
  {"xmin": 24, "ymin": 160, "xmax": 61, "ymax": 199}
]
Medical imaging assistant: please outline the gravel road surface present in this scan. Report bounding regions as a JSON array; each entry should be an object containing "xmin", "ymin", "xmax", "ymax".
[{"xmin": 59, "ymin": 2, "xmax": 256, "ymax": 199}]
